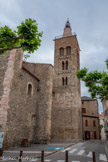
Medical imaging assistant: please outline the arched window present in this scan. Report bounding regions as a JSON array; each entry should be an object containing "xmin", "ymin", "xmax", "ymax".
[
  {"xmin": 66, "ymin": 46, "xmax": 71, "ymax": 55},
  {"xmin": 85, "ymin": 120, "xmax": 88, "ymax": 127},
  {"xmin": 28, "ymin": 83, "xmax": 32, "ymax": 95},
  {"xmin": 66, "ymin": 77, "xmax": 68, "ymax": 85},
  {"xmin": 62, "ymin": 77, "xmax": 64, "ymax": 85},
  {"xmin": 59, "ymin": 47, "xmax": 64, "ymax": 56},
  {"xmin": 32, "ymin": 114, "xmax": 36, "ymax": 126},
  {"xmin": 66, "ymin": 61, "xmax": 68, "ymax": 70},
  {"xmin": 62, "ymin": 61, "xmax": 65, "ymax": 70}
]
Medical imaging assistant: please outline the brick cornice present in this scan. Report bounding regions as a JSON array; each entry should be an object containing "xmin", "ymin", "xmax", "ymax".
[{"xmin": 82, "ymin": 114, "xmax": 99, "ymax": 119}]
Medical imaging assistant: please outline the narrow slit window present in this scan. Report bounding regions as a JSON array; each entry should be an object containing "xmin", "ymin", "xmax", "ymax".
[
  {"xmin": 28, "ymin": 83, "xmax": 32, "ymax": 95},
  {"xmin": 66, "ymin": 61, "xmax": 68, "ymax": 70},
  {"xmin": 62, "ymin": 77, "xmax": 64, "ymax": 85},
  {"xmin": 62, "ymin": 61, "xmax": 65, "ymax": 70},
  {"xmin": 66, "ymin": 77, "xmax": 68, "ymax": 85}
]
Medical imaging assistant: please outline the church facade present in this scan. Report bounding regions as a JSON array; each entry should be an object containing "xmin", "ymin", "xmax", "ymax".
[{"xmin": 0, "ymin": 21, "xmax": 82, "ymax": 148}]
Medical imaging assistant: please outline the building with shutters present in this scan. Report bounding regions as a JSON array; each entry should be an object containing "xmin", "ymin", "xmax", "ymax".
[
  {"xmin": 99, "ymin": 113, "xmax": 106, "ymax": 140},
  {"xmin": 81, "ymin": 96, "xmax": 99, "ymax": 140},
  {"xmin": 102, "ymin": 100, "xmax": 108, "ymax": 140}
]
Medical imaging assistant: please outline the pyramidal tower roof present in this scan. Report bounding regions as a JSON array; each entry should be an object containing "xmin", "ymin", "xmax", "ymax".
[{"xmin": 63, "ymin": 19, "xmax": 72, "ymax": 37}]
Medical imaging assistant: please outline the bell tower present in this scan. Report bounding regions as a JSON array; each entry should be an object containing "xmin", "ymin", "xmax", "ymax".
[{"xmin": 51, "ymin": 20, "xmax": 82, "ymax": 141}]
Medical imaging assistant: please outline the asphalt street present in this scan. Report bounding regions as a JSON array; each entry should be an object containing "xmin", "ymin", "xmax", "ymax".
[
  {"xmin": 1, "ymin": 140, "xmax": 107, "ymax": 162},
  {"xmin": 40, "ymin": 140, "xmax": 107, "ymax": 162}
]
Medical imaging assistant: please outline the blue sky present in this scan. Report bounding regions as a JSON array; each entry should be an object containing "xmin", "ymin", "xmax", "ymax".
[{"xmin": 0, "ymin": 0, "xmax": 108, "ymax": 113}]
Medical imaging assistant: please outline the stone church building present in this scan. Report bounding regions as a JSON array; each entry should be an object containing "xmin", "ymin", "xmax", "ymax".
[{"xmin": 0, "ymin": 20, "xmax": 83, "ymax": 148}]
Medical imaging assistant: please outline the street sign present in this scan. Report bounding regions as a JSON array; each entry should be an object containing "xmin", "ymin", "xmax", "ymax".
[{"xmin": 0, "ymin": 132, "xmax": 4, "ymax": 149}]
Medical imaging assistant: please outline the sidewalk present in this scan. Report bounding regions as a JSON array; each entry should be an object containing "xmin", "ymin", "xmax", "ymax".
[
  {"xmin": 105, "ymin": 141, "xmax": 108, "ymax": 157},
  {"xmin": 2, "ymin": 141, "xmax": 78, "ymax": 160}
]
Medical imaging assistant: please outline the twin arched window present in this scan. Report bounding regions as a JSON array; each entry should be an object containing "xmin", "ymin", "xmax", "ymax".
[
  {"xmin": 59, "ymin": 47, "xmax": 64, "ymax": 56},
  {"xmin": 62, "ymin": 61, "xmax": 68, "ymax": 70},
  {"xmin": 62, "ymin": 77, "xmax": 68, "ymax": 85},
  {"xmin": 66, "ymin": 46, "xmax": 71, "ymax": 55},
  {"xmin": 59, "ymin": 46, "xmax": 71, "ymax": 56}
]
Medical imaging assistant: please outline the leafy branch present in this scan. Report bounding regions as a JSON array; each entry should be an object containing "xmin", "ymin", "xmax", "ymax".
[
  {"xmin": 76, "ymin": 59, "xmax": 108, "ymax": 100},
  {"xmin": 0, "ymin": 18, "xmax": 42, "ymax": 58}
]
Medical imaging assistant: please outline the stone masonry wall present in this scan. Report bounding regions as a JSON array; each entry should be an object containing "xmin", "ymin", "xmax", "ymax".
[
  {"xmin": 82, "ymin": 100, "xmax": 99, "ymax": 117},
  {"xmin": 0, "ymin": 51, "xmax": 11, "ymax": 131},
  {"xmin": 23, "ymin": 62, "xmax": 53, "ymax": 143},
  {"xmin": 51, "ymin": 36, "xmax": 82, "ymax": 141},
  {"xmin": 0, "ymin": 50, "xmax": 18, "ymax": 133},
  {"xmin": 0, "ymin": 49, "xmax": 39, "ymax": 148}
]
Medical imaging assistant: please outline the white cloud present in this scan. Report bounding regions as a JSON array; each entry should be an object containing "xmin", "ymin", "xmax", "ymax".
[
  {"xmin": 0, "ymin": 0, "xmax": 108, "ymax": 113},
  {"xmin": 27, "ymin": 48, "xmax": 54, "ymax": 65},
  {"xmin": 80, "ymin": 42, "xmax": 108, "ymax": 71},
  {"xmin": 0, "ymin": 14, "xmax": 16, "ymax": 27},
  {"xmin": 0, "ymin": 0, "xmax": 23, "ymax": 28},
  {"xmin": 0, "ymin": 0, "xmax": 21, "ymax": 13}
]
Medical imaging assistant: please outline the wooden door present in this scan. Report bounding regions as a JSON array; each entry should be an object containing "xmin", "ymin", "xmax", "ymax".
[
  {"xmin": 94, "ymin": 131, "xmax": 97, "ymax": 139},
  {"xmin": 85, "ymin": 131, "xmax": 90, "ymax": 140}
]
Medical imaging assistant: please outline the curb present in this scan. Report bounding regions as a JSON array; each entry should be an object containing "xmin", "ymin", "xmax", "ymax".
[
  {"xmin": 104, "ymin": 141, "xmax": 108, "ymax": 158},
  {"xmin": 35, "ymin": 142, "xmax": 79, "ymax": 159}
]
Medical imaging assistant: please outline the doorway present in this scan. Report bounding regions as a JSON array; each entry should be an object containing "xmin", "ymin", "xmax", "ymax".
[
  {"xmin": 85, "ymin": 131, "xmax": 90, "ymax": 140},
  {"xmin": 94, "ymin": 131, "xmax": 97, "ymax": 139}
]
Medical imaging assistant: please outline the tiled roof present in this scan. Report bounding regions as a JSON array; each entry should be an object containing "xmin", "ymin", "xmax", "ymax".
[
  {"xmin": 99, "ymin": 113, "xmax": 104, "ymax": 118},
  {"xmin": 22, "ymin": 66, "xmax": 40, "ymax": 82},
  {"xmin": 81, "ymin": 96, "xmax": 95, "ymax": 101}
]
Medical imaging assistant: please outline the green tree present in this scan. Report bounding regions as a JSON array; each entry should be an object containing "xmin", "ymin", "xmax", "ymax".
[
  {"xmin": 0, "ymin": 18, "xmax": 42, "ymax": 59},
  {"xmin": 100, "ymin": 124, "xmax": 104, "ymax": 129},
  {"xmin": 76, "ymin": 59, "xmax": 108, "ymax": 100}
]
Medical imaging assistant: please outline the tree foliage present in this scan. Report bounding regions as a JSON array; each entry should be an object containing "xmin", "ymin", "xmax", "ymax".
[
  {"xmin": 100, "ymin": 124, "xmax": 104, "ymax": 129},
  {"xmin": 76, "ymin": 60, "xmax": 108, "ymax": 100},
  {"xmin": 0, "ymin": 18, "xmax": 42, "ymax": 59}
]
